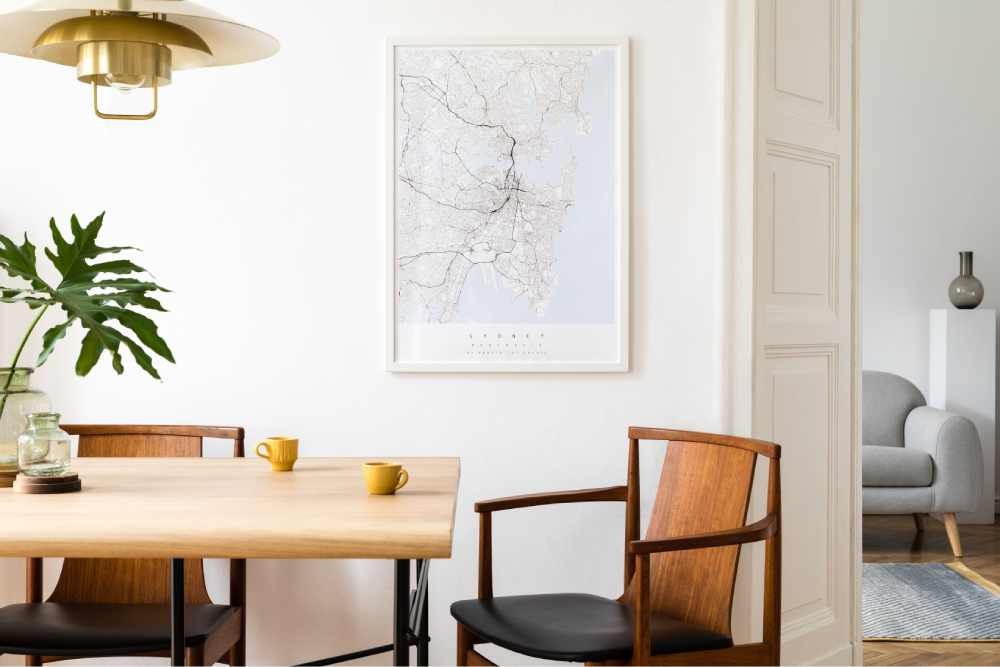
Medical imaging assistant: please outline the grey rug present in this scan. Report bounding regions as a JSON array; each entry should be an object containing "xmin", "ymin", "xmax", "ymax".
[{"xmin": 863, "ymin": 563, "xmax": 1000, "ymax": 641}]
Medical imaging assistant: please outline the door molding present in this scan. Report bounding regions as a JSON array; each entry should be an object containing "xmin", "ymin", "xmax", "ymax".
[{"xmin": 725, "ymin": 1, "xmax": 861, "ymax": 663}]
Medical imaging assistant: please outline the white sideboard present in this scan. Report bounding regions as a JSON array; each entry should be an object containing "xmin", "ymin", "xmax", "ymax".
[{"xmin": 929, "ymin": 308, "xmax": 997, "ymax": 524}]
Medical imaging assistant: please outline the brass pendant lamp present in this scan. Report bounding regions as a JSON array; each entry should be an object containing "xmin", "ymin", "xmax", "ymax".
[{"xmin": 0, "ymin": 0, "xmax": 279, "ymax": 120}]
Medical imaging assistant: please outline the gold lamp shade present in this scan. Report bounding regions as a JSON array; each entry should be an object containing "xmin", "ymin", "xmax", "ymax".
[{"xmin": 0, "ymin": 0, "xmax": 279, "ymax": 120}]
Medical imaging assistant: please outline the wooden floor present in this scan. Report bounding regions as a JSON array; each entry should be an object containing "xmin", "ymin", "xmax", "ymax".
[{"xmin": 863, "ymin": 515, "xmax": 1000, "ymax": 665}]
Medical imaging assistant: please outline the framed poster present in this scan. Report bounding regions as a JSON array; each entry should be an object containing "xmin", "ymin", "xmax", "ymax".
[{"xmin": 387, "ymin": 37, "xmax": 629, "ymax": 372}]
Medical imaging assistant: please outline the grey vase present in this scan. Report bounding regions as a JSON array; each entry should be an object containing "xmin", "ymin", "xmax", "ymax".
[{"xmin": 949, "ymin": 251, "xmax": 984, "ymax": 309}]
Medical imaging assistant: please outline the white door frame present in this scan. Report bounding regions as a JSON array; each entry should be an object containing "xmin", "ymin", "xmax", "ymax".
[{"xmin": 726, "ymin": 1, "xmax": 862, "ymax": 663}]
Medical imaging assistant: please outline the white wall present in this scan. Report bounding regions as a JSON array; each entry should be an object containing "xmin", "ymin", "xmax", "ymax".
[
  {"xmin": 861, "ymin": 0, "xmax": 1000, "ymax": 502},
  {"xmin": 861, "ymin": 0, "xmax": 1000, "ymax": 391},
  {"xmin": 0, "ymin": 1, "xmax": 732, "ymax": 664}
]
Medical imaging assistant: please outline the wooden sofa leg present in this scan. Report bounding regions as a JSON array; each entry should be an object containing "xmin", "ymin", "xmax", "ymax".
[
  {"xmin": 25, "ymin": 656, "xmax": 42, "ymax": 666},
  {"xmin": 913, "ymin": 513, "xmax": 925, "ymax": 533},
  {"xmin": 943, "ymin": 513, "xmax": 963, "ymax": 558}
]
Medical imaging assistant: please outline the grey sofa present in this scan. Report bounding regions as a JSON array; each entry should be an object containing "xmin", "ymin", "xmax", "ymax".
[{"xmin": 862, "ymin": 370, "xmax": 983, "ymax": 557}]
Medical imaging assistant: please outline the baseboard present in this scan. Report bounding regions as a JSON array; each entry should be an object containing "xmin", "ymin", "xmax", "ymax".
[{"xmin": 807, "ymin": 642, "xmax": 855, "ymax": 666}]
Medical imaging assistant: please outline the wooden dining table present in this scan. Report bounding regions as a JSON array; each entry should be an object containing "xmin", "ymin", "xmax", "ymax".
[{"xmin": 0, "ymin": 456, "xmax": 461, "ymax": 666}]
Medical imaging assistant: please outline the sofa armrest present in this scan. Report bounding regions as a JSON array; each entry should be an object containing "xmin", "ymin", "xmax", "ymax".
[{"xmin": 904, "ymin": 406, "xmax": 983, "ymax": 513}]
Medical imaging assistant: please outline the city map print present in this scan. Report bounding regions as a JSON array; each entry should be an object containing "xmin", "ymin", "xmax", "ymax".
[{"xmin": 391, "ymin": 42, "xmax": 626, "ymax": 371}]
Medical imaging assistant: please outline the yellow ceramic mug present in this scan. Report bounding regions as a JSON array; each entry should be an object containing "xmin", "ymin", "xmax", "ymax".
[
  {"xmin": 363, "ymin": 461, "xmax": 409, "ymax": 495},
  {"xmin": 256, "ymin": 436, "xmax": 298, "ymax": 472}
]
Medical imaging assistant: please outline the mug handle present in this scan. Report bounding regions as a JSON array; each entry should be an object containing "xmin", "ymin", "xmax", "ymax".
[
  {"xmin": 256, "ymin": 442, "xmax": 272, "ymax": 460},
  {"xmin": 395, "ymin": 468, "xmax": 409, "ymax": 492}
]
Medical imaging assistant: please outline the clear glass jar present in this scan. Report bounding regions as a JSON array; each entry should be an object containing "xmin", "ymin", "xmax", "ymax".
[
  {"xmin": 0, "ymin": 368, "xmax": 50, "ymax": 472},
  {"xmin": 18, "ymin": 413, "xmax": 71, "ymax": 477}
]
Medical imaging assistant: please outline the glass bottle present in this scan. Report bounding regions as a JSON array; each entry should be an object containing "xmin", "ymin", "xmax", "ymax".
[
  {"xmin": 0, "ymin": 368, "xmax": 50, "ymax": 472},
  {"xmin": 18, "ymin": 413, "xmax": 71, "ymax": 477},
  {"xmin": 949, "ymin": 251, "xmax": 984, "ymax": 309}
]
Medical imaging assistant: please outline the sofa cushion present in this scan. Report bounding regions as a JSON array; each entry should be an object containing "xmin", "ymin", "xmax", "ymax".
[
  {"xmin": 863, "ymin": 371, "xmax": 926, "ymax": 447},
  {"xmin": 862, "ymin": 445, "xmax": 934, "ymax": 487},
  {"xmin": 863, "ymin": 486, "xmax": 934, "ymax": 514}
]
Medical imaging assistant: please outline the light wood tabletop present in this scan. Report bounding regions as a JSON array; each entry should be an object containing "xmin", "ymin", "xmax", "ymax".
[{"xmin": 0, "ymin": 457, "xmax": 460, "ymax": 560}]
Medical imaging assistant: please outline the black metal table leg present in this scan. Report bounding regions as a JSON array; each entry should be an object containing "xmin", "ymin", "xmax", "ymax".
[
  {"xmin": 416, "ymin": 560, "xmax": 429, "ymax": 666},
  {"xmin": 295, "ymin": 559, "xmax": 431, "ymax": 667},
  {"xmin": 170, "ymin": 558, "xmax": 185, "ymax": 666},
  {"xmin": 394, "ymin": 559, "xmax": 411, "ymax": 666}
]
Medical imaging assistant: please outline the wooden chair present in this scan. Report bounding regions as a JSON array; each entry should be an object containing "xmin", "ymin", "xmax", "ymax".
[
  {"xmin": 0, "ymin": 425, "xmax": 246, "ymax": 667},
  {"xmin": 451, "ymin": 427, "xmax": 782, "ymax": 666}
]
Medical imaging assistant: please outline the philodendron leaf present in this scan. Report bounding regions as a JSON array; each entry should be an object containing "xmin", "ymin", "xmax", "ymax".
[
  {"xmin": 45, "ymin": 214, "xmax": 136, "ymax": 282},
  {"xmin": 37, "ymin": 319, "xmax": 75, "ymax": 367},
  {"xmin": 0, "ymin": 234, "xmax": 45, "ymax": 291},
  {"xmin": 105, "ymin": 307, "xmax": 174, "ymax": 364},
  {"xmin": 75, "ymin": 328, "xmax": 107, "ymax": 376},
  {"xmin": 0, "ymin": 213, "xmax": 173, "ymax": 379}
]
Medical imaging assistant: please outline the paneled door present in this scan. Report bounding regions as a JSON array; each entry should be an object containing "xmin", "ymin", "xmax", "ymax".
[{"xmin": 752, "ymin": 0, "xmax": 858, "ymax": 664}]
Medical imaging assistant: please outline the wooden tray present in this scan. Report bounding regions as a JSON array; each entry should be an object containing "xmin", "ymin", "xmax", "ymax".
[
  {"xmin": 0, "ymin": 470, "xmax": 16, "ymax": 489},
  {"xmin": 13, "ymin": 472, "xmax": 82, "ymax": 494}
]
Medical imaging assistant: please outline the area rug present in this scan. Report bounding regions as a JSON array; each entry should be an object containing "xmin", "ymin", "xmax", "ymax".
[{"xmin": 863, "ymin": 562, "xmax": 1000, "ymax": 641}]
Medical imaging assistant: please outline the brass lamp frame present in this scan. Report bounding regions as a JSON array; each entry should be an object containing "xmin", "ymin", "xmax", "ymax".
[
  {"xmin": 78, "ymin": 36, "xmax": 172, "ymax": 120},
  {"xmin": 92, "ymin": 75, "xmax": 157, "ymax": 120},
  {"xmin": 35, "ymin": 10, "xmax": 210, "ymax": 121},
  {"xmin": 0, "ymin": 0, "xmax": 280, "ymax": 121}
]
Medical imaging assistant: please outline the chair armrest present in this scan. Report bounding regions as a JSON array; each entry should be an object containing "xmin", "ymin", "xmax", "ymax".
[
  {"xmin": 905, "ymin": 406, "xmax": 984, "ymax": 513},
  {"xmin": 628, "ymin": 514, "xmax": 780, "ymax": 664},
  {"xmin": 629, "ymin": 514, "xmax": 778, "ymax": 555},
  {"xmin": 475, "ymin": 486, "xmax": 627, "ymax": 513},
  {"xmin": 474, "ymin": 485, "xmax": 627, "ymax": 599}
]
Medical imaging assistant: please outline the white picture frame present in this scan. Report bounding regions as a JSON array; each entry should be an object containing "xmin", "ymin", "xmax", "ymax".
[{"xmin": 386, "ymin": 37, "xmax": 630, "ymax": 372}]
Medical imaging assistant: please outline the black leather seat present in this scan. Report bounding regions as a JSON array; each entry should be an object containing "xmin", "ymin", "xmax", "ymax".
[
  {"xmin": 450, "ymin": 593, "xmax": 733, "ymax": 663},
  {"xmin": 0, "ymin": 603, "xmax": 237, "ymax": 656}
]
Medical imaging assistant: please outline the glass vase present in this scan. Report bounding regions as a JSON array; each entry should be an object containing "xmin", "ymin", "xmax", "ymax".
[
  {"xmin": 0, "ymin": 368, "xmax": 50, "ymax": 472},
  {"xmin": 949, "ymin": 251, "xmax": 985, "ymax": 309},
  {"xmin": 18, "ymin": 413, "xmax": 71, "ymax": 477}
]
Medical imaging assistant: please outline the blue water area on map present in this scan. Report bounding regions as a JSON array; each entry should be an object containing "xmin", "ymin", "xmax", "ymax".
[{"xmin": 453, "ymin": 48, "xmax": 617, "ymax": 325}]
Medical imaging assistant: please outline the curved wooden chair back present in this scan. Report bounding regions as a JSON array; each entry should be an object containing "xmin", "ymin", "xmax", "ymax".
[
  {"xmin": 622, "ymin": 429, "xmax": 774, "ymax": 637},
  {"xmin": 44, "ymin": 425, "xmax": 244, "ymax": 606}
]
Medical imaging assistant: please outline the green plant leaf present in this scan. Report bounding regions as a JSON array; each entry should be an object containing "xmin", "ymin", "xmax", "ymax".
[
  {"xmin": 0, "ymin": 234, "xmax": 45, "ymax": 291},
  {"xmin": 75, "ymin": 329, "xmax": 106, "ymax": 376},
  {"xmin": 104, "ymin": 307, "xmax": 174, "ymax": 363},
  {"xmin": 0, "ymin": 213, "xmax": 173, "ymax": 378},
  {"xmin": 44, "ymin": 214, "xmax": 137, "ymax": 282},
  {"xmin": 37, "ymin": 319, "xmax": 75, "ymax": 367}
]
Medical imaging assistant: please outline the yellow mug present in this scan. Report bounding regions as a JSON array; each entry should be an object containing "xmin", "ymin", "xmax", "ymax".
[
  {"xmin": 256, "ymin": 436, "xmax": 298, "ymax": 472},
  {"xmin": 363, "ymin": 461, "xmax": 409, "ymax": 495}
]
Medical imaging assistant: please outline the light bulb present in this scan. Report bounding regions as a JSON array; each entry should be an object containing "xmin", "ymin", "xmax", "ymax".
[{"xmin": 104, "ymin": 73, "xmax": 146, "ymax": 94}]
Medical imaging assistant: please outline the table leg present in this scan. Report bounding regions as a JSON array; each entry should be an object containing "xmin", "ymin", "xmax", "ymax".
[
  {"xmin": 171, "ymin": 558, "xmax": 185, "ymax": 667},
  {"xmin": 294, "ymin": 559, "xmax": 431, "ymax": 667},
  {"xmin": 394, "ymin": 559, "xmax": 410, "ymax": 666},
  {"xmin": 416, "ymin": 560, "xmax": 429, "ymax": 666}
]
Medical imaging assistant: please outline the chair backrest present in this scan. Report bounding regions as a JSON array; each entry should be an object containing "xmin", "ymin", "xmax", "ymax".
[
  {"xmin": 862, "ymin": 371, "xmax": 925, "ymax": 447},
  {"xmin": 46, "ymin": 425, "xmax": 244, "ymax": 605},
  {"xmin": 623, "ymin": 429, "xmax": 776, "ymax": 637}
]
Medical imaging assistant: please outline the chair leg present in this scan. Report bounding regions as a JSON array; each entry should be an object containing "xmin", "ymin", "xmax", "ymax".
[
  {"xmin": 943, "ymin": 512, "xmax": 963, "ymax": 558},
  {"xmin": 457, "ymin": 623, "xmax": 478, "ymax": 666},
  {"xmin": 186, "ymin": 643, "xmax": 206, "ymax": 667},
  {"xmin": 227, "ymin": 637, "xmax": 246, "ymax": 667},
  {"xmin": 913, "ymin": 513, "xmax": 925, "ymax": 533}
]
